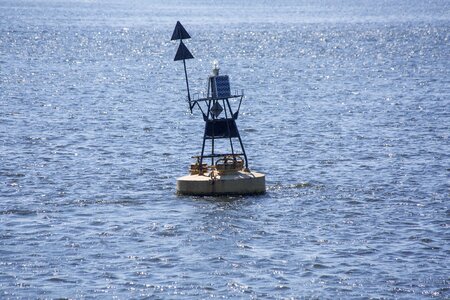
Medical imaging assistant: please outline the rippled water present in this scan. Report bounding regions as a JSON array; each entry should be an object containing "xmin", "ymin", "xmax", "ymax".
[{"xmin": 1, "ymin": 0, "xmax": 449, "ymax": 298}]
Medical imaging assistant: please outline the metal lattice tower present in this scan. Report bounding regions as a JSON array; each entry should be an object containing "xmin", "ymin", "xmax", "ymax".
[{"xmin": 172, "ymin": 21, "xmax": 249, "ymax": 174}]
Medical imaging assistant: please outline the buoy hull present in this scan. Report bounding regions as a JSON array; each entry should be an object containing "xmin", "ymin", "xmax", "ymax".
[{"xmin": 176, "ymin": 171, "xmax": 265, "ymax": 196}]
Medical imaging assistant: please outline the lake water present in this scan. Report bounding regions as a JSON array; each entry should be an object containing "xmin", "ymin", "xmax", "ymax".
[{"xmin": 1, "ymin": 0, "xmax": 449, "ymax": 298}]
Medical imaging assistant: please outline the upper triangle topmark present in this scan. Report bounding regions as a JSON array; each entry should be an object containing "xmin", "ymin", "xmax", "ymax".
[{"xmin": 171, "ymin": 21, "xmax": 191, "ymax": 40}]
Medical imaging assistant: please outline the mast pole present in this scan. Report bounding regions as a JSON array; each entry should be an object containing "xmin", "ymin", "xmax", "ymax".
[{"xmin": 183, "ymin": 58, "xmax": 191, "ymax": 104}]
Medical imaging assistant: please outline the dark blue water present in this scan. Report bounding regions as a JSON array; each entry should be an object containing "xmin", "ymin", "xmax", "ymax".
[{"xmin": 1, "ymin": 0, "xmax": 449, "ymax": 298}]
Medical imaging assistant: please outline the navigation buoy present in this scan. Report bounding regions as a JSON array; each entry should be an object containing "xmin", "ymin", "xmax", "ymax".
[{"xmin": 171, "ymin": 21, "xmax": 266, "ymax": 196}]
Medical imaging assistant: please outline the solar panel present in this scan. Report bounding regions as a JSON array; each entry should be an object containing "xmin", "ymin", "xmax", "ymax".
[{"xmin": 212, "ymin": 75, "xmax": 231, "ymax": 99}]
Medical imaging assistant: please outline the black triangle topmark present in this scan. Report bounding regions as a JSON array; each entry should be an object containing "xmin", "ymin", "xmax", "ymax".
[
  {"xmin": 174, "ymin": 40, "xmax": 194, "ymax": 61},
  {"xmin": 171, "ymin": 21, "xmax": 191, "ymax": 40}
]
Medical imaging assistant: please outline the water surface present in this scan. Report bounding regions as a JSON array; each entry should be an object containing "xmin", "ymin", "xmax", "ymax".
[{"xmin": 1, "ymin": 0, "xmax": 449, "ymax": 298}]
